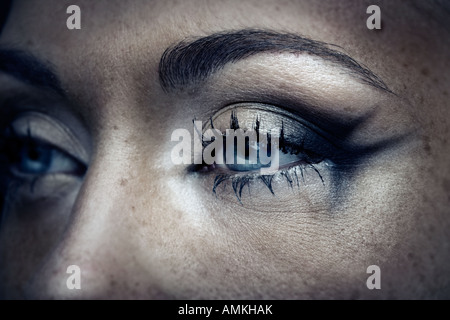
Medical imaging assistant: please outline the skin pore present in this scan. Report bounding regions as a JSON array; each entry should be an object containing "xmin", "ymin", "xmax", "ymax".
[{"xmin": 0, "ymin": 0, "xmax": 449, "ymax": 299}]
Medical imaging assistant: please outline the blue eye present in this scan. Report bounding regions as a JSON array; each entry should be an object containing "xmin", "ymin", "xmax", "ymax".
[
  {"xmin": 19, "ymin": 143, "xmax": 52, "ymax": 174},
  {"xmin": 225, "ymin": 140, "xmax": 271, "ymax": 172},
  {"xmin": 193, "ymin": 106, "xmax": 331, "ymax": 202},
  {"xmin": 8, "ymin": 140, "xmax": 86, "ymax": 176}
]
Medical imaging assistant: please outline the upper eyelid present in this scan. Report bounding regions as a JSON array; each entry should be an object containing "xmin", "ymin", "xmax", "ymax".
[
  {"xmin": 203, "ymin": 102, "xmax": 354, "ymax": 148},
  {"xmin": 199, "ymin": 102, "xmax": 405, "ymax": 168},
  {"xmin": 200, "ymin": 93, "xmax": 387, "ymax": 149},
  {"xmin": 4, "ymin": 127, "xmax": 86, "ymax": 171},
  {"xmin": 4, "ymin": 112, "xmax": 89, "ymax": 165},
  {"xmin": 0, "ymin": 89, "xmax": 93, "ymax": 157}
]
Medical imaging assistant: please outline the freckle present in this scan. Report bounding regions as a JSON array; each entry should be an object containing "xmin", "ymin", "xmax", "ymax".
[
  {"xmin": 419, "ymin": 273, "xmax": 425, "ymax": 283},
  {"xmin": 419, "ymin": 96, "xmax": 424, "ymax": 104},
  {"xmin": 421, "ymin": 68, "xmax": 430, "ymax": 76},
  {"xmin": 403, "ymin": 63, "xmax": 408, "ymax": 68},
  {"xmin": 275, "ymin": 5, "xmax": 280, "ymax": 11},
  {"xmin": 120, "ymin": 178, "xmax": 128, "ymax": 186},
  {"xmin": 110, "ymin": 280, "xmax": 116, "ymax": 287},
  {"xmin": 113, "ymin": 125, "xmax": 118, "ymax": 130},
  {"xmin": 442, "ymin": 179, "xmax": 450, "ymax": 192},
  {"xmin": 131, "ymin": 206, "xmax": 135, "ymax": 211},
  {"xmin": 423, "ymin": 142, "xmax": 431, "ymax": 155},
  {"xmin": 443, "ymin": 91, "xmax": 448, "ymax": 96},
  {"xmin": 422, "ymin": 136, "xmax": 431, "ymax": 155},
  {"xmin": 407, "ymin": 252, "xmax": 414, "ymax": 260}
]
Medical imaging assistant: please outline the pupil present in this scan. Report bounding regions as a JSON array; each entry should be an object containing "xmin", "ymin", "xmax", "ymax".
[{"xmin": 28, "ymin": 147, "xmax": 41, "ymax": 161}]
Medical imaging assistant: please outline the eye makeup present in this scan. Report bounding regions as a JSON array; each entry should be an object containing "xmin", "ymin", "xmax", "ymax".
[
  {"xmin": 182, "ymin": 51, "xmax": 414, "ymax": 149},
  {"xmin": 0, "ymin": 111, "xmax": 87, "ymax": 198},
  {"xmin": 189, "ymin": 102, "xmax": 372, "ymax": 203}
]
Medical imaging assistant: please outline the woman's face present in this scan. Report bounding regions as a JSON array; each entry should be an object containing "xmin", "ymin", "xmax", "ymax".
[{"xmin": 0, "ymin": 0, "xmax": 449, "ymax": 299}]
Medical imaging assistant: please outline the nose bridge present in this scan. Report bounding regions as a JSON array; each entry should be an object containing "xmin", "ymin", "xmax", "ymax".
[
  {"xmin": 22, "ymin": 47, "xmax": 178, "ymax": 297},
  {"xmin": 26, "ymin": 138, "xmax": 162, "ymax": 299}
]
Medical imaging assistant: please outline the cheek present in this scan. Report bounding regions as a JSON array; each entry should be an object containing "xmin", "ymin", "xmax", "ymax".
[
  {"xmin": 162, "ymin": 173, "xmax": 360, "ymax": 298},
  {"xmin": 160, "ymin": 135, "xmax": 443, "ymax": 298},
  {"xmin": 0, "ymin": 178, "xmax": 79, "ymax": 298}
]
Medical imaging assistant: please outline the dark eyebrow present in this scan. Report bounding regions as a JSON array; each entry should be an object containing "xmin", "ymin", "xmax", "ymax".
[
  {"xmin": 159, "ymin": 29, "xmax": 391, "ymax": 93},
  {"xmin": 0, "ymin": 48, "xmax": 64, "ymax": 95}
]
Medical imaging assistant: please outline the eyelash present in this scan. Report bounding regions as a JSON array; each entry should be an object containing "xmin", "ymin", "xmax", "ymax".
[
  {"xmin": 0, "ymin": 124, "xmax": 86, "ymax": 184},
  {"xmin": 211, "ymin": 165, "xmax": 324, "ymax": 203},
  {"xmin": 194, "ymin": 112, "xmax": 326, "ymax": 202},
  {"xmin": 0, "ymin": 111, "xmax": 328, "ymax": 203}
]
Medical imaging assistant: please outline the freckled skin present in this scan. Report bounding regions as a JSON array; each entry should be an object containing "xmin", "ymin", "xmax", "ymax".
[{"xmin": 0, "ymin": 0, "xmax": 449, "ymax": 299}]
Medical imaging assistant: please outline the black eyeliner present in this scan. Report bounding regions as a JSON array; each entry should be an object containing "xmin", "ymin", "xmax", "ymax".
[{"xmin": 194, "ymin": 111, "xmax": 328, "ymax": 203}]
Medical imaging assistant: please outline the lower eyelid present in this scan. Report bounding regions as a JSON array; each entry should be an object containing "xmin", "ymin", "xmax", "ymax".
[
  {"xmin": 208, "ymin": 162, "xmax": 326, "ymax": 203},
  {"xmin": 3, "ymin": 173, "xmax": 82, "ymax": 204}
]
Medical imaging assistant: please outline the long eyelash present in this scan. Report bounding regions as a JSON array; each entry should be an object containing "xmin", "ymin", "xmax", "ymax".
[
  {"xmin": 259, "ymin": 175, "xmax": 274, "ymax": 194},
  {"xmin": 0, "ymin": 123, "xmax": 39, "ymax": 164},
  {"xmin": 193, "ymin": 118, "xmax": 215, "ymax": 148},
  {"xmin": 196, "ymin": 111, "xmax": 325, "ymax": 203},
  {"xmin": 0, "ymin": 124, "xmax": 39, "ymax": 193},
  {"xmin": 281, "ymin": 170, "xmax": 294, "ymax": 188},
  {"xmin": 198, "ymin": 111, "xmax": 322, "ymax": 161},
  {"xmin": 212, "ymin": 165, "xmax": 324, "ymax": 204},
  {"xmin": 307, "ymin": 162, "xmax": 324, "ymax": 184},
  {"xmin": 213, "ymin": 174, "xmax": 230, "ymax": 194},
  {"xmin": 230, "ymin": 110, "xmax": 240, "ymax": 130}
]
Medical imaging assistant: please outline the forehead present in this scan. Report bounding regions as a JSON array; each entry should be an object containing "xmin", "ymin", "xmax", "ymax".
[
  {"xmin": 0, "ymin": 1, "xmax": 424, "ymax": 83},
  {"xmin": 2, "ymin": 0, "xmax": 421, "ymax": 47},
  {"xmin": 1, "ymin": 0, "xmax": 446, "ymax": 114},
  {"xmin": 1, "ymin": 1, "xmax": 444, "ymax": 111}
]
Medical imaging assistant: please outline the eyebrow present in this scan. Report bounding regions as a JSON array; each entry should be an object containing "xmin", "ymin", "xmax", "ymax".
[
  {"xmin": 0, "ymin": 48, "xmax": 64, "ymax": 95},
  {"xmin": 159, "ymin": 29, "xmax": 391, "ymax": 93}
]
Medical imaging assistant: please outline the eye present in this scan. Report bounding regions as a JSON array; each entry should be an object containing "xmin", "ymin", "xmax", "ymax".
[
  {"xmin": 192, "ymin": 103, "xmax": 337, "ymax": 202},
  {"xmin": 1, "ymin": 125, "xmax": 87, "ymax": 178},
  {"xmin": 224, "ymin": 135, "xmax": 272, "ymax": 172},
  {"xmin": 12, "ymin": 139, "xmax": 85, "ymax": 176},
  {"xmin": 211, "ymin": 123, "xmax": 322, "ymax": 173}
]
